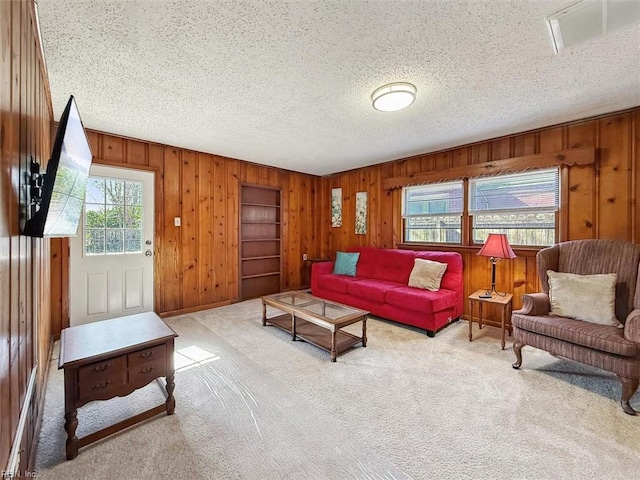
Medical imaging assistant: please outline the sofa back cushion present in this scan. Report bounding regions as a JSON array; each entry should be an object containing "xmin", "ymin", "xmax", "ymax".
[
  {"xmin": 347, "ymin": 246, "xmax": 377, "ymax": 278},
  {"xmin": 538, "ymin": 240, "xmax": 640, "ymax": 323}
]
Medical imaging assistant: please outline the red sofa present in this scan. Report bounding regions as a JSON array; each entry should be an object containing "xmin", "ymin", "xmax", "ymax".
[{"xmin": 311, "ymin": 247, "xmax": 463, "ymax": 336}]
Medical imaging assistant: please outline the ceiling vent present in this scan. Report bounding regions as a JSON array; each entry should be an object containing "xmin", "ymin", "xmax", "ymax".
[{"xmin": 547, "ymin": 0, "xmax": 640, "ymax": 53}]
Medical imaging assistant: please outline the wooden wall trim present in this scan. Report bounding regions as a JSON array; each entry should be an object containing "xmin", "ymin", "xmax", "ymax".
[
  {"xmin": 93, "ymin": 158, "xmax": 159, "ymax": 173},
  {"xmin": 383, "ymin": 147, "xmax": 595, "ymax": 190}
]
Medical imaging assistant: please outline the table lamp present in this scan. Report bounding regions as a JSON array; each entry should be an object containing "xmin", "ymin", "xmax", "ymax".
[{"xmin": 477, "ymin": 233, "xmax": 516, "ymax": 298}]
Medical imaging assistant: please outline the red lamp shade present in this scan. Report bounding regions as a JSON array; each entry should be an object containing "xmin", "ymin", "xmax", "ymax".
[{"xmin": 477, "ymin": 233, "xmax": 516, "ymax": 259}]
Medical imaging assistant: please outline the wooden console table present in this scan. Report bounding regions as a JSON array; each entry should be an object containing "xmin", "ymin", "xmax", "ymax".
[{"xmin": 58, "ymin": 312, "xmax": 178, "ymax": 460}]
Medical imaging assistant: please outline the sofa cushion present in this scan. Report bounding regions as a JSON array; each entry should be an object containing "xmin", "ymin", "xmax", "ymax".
[
  {"xmin": 318, "ymin": 274, "xmax": 361, "ymax": 294},
  {"xmin": 333, "ymin": 251, "xmax": 360, "ymax": 276},
  {"xmin": 513, "ymin": 314, "xmax": 637, "ymax": 357},
  {"xmin": 386, "ymin": 287, "xmax": 457, "ymax": 313},
  {"xmin": 408, "ymin": 258, "xmax": 448, "ymax": 291},
  {"xmin": 371, "ymin": 249, "xmax": 416, "ymax": 284},
  {"xmin": 347, "ymin": 246, "xmax": 377, "ymax": 278},
  {"xmin": 347, "ymin": 279, "xmax": 404, "ymax": 304}
]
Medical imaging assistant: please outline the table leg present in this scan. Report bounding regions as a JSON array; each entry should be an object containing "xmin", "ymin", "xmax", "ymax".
[
  {"xmin": 468, "ymin": 300, "xmax": 473, "ymax": 342},
  {"xmin": 331, "ymin": 330, "xmax": 337, "ymax": 362},
  {"xmin": 479, "ymin": 302, "xmax": 484, "ymax": 329},
  {"xmin": 291, "ymin": 314, "xmax": 296, "ymax": 340},
  {"xmin": 64, "ymin": 410, "xmax": 79, "ymax": 460},
  {"xmin": 362, "ymin": 317, "xmax": 367, "ymax": 347},
  {"xmin": 166, "ymin": 371, "xmax": 176, "ymax": 414},
  {"xmin": 262, "ymin": 301, "xmax": 267, "ymax": 326},
  {"xmin": 501, "ymin": 305, "xmax": 507, "ymax": 350}
]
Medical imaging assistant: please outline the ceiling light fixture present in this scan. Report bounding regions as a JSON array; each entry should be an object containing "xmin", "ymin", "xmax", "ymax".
[{"xmin": 371, "ymin": 82, "xmax": 416, "ymax": 112}]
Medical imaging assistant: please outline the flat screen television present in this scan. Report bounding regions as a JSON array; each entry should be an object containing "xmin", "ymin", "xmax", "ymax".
[{"xmin": 23, "ymin": 95, "xmax": 93, "ymax": 238}]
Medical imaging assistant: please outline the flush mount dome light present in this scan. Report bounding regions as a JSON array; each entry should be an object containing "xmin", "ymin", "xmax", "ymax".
[{"xmin": 371, "ymin": 82, "xmax": 416, "ymax": 112}]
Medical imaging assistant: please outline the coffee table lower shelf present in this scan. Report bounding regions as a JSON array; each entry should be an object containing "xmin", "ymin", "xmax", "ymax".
[{"xmin": 266, "ymin": 313, "xmax": 365, "ymax": 360}]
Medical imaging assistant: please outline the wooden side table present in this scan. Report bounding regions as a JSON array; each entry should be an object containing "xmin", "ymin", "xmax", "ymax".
[
  {"xmin": 59, "ymin": 312, "xmax": 178, "ymax": 459},
  {"xmin": 468, "ymin": 289, "xmax": 513, "ymax": 350}
]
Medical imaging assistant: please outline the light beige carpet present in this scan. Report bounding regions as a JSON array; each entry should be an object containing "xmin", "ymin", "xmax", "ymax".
[{"xmin": 35, "ymin": 298, "xmax": 639, "ymax": 479}]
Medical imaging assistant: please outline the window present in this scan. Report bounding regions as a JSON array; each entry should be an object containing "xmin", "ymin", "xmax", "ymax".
[
  {"xmin": 469, "ymin": 168, "xmax": 559, "ymax": 246},
  {"xmin": 84, "ymin": 177, "xmax": 144, "ymax": 255},
  {"xmin": 402, "ymin": 181, "xmax": 464, "ymax": 243}
]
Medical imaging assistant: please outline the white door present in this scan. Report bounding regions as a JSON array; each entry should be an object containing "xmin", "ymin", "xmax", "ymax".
[{"xmin": 70, "ymin": 165, "xmax": 154, "ymax": 326}]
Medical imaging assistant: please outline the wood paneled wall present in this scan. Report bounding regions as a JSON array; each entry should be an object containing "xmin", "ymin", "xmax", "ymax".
[
  {"xmin": 319, "ymin": 108, "xmax": 640, "ymax": 322},
  {"xmin": 1, "ymin": 0, "xmax": 53, "ymax": 472},
  {"xmin": 51, "ymin": 131, "xmax": 321, "ymax": 323}
]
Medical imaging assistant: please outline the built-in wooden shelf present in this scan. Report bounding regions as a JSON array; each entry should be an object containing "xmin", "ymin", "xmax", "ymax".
[{"xmin": 240, "ymin": 185, "xmax": 282, "ymax": 300}]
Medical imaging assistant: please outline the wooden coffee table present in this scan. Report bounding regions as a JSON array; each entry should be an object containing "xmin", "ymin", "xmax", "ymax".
[{"xmin": 262, "ymin": 292, "xmax": 368, "ymax": 362}]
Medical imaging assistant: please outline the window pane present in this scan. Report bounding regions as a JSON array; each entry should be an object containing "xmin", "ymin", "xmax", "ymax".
[
  {"xmin": 125, "ymin": 182, "xmax": 143, "ymax": 206},
  {"xmin": 106, "ymin": 205, "xmax": 124, "ymax": 228},
  {"xmin": 405, "ymin": 215, "xmax": 462, "ymax": 243},
  {"xmin": 104, "ymin": 179, "xmax": 125, "ymax": 205},
  {"xmin": 106, "ymin": 229, "xmax": 124, "ymax": 254},
  {"xmin": 403, "ymin": 181, "xmax": 464, "ymax": 216},
  {"xmin": 85, "ymin": 178, "xmax": 105, "ymax": 204},
  {"xmin": 85, "ymin": 229, "xmax": 105, "ymax": 255},
  {"xmin": 469, "ymin": 169, "xmax": 559, "ymax": 213},
  {"xmin": 402, "ymin": 181, "xmax": 463, "ymax": 243},
  {"xmin": 125, "ymin": 206, "xmax": 142, "ymax": 229},
  {"xmin": 125, "ymin": 229, "xmax": 142, "ymax": 253},
  {"xmin": 85, "ymin": 204, "xmax": 105, "ymax": 228},
  {"xmin": 474, "ymin": 212, "xmax": 556, "ymax": 246}
]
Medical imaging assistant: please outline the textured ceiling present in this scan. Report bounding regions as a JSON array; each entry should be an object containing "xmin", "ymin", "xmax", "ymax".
[{"xmin": 37, "ymin": 0, "xmax": 640, "ymax": 176}]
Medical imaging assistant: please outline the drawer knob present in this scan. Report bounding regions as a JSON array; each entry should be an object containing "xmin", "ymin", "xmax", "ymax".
[
  {"xmin": 139, "ymin": 351, "xmax": 154, "ymax": 359},
  {"xmin": 91, "ymin": 381, "xmax": 111, "ymax": 390},
  {"xmin": 139, "ymin": 366, "xmax": 154, "ymax": 374},
  {"xmin": 92, "ymin": 363, "xmax": 111, "ymax": 372}
]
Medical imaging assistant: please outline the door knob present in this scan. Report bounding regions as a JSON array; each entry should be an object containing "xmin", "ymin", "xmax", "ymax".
[{"xmin": 145, "ymin": 250, "xmax": 152, "ymax": 257}]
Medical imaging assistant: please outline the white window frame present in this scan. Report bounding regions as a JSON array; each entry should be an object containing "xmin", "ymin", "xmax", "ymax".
[
  {"xmin": 402, "ymin": 181, "xmax": 464, "ymax": 244},
  {"xmin": 468, "ymin": 168, "xmax": 560, "ymax": 247}
]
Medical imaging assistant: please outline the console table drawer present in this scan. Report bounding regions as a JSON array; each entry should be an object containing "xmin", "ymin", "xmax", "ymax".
[
  {"xmin": 79, "ymin": 356, "xmax": 126, "ymax": 383},
  {"xmin": 128, "ymin": 358, "xmax": 167, "ymax": 388},
  {"xmin": 128, "ymin": 344, "xmax": 166, "ymax": 366},
  {"xmin": 78, "ymin": 371, "xmax": 126, "ymax": 403}
]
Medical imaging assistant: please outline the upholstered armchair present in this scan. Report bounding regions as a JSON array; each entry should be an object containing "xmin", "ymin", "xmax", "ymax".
[{"xmin": 511, "ymin": 239, "xmax": 640, "ymax": 415}]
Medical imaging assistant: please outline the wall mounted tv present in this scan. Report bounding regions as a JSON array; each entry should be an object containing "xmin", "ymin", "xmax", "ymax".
[{"xmin": 23, "ymin": 95, "xmax": 93, "ymax": 238}]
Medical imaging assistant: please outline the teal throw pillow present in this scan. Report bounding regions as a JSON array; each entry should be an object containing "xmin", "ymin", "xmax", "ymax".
[{"xmin": 333, "ymin": 252, "xmax": 360, "ymax": 277}]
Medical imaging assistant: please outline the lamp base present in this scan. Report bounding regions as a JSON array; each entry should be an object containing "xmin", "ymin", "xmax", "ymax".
[{"xmin": 479, "ymin": 287, "xmax": 508, "ymax": 298}]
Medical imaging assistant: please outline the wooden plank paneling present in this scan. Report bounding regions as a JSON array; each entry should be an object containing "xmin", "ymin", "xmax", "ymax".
[
  {"xmin": 162, "ymin": 148, "xmax": 183, "ymax": 313},
  {"xmin": 1, "ymin": 0, "xmax": 52, "ymax": 471},
  {"xmin": 197, "ymin": 154, "xmax": 215, "ymax": 305},
  {"xmin": 598, "ymin": 114, "xmax": 632, "ymax": 240},
  {"xmin": 181, "ymin": 151, "xmax": 198, "ymax": 308}
]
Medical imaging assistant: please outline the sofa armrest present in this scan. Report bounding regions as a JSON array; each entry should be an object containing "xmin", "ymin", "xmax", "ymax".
[
  {"xmin": 624, "ymin": 309, "xmax": 640, "ymax": 343},
  {"xmin": 311, "ymin": 261, "xmax": 334, "ymax": 293},
  {"xmin": 514, "ymin": 293, "xmax": 551, "ymax": 316}
]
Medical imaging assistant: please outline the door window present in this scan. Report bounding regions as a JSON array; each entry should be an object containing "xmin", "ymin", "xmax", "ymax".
[{"xmin": 84, "ymin": 177, "xmax": 144, "ymax": 255}]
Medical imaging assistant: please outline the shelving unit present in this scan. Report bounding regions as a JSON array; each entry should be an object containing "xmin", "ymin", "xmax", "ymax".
[{"xmin": 240, "ymin": 185, "xmax": 282, "ymax": 299}]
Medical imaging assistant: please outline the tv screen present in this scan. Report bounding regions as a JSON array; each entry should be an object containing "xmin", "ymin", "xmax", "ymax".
[{"xmin": 23, "ymin": 95, "xmax": 93, "ymax": 238}]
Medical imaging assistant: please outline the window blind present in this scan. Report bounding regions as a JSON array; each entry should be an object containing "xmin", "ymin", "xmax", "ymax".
[{"xmin": 469, "ymin": 169, "xmax": 559, "ymax": 213}]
